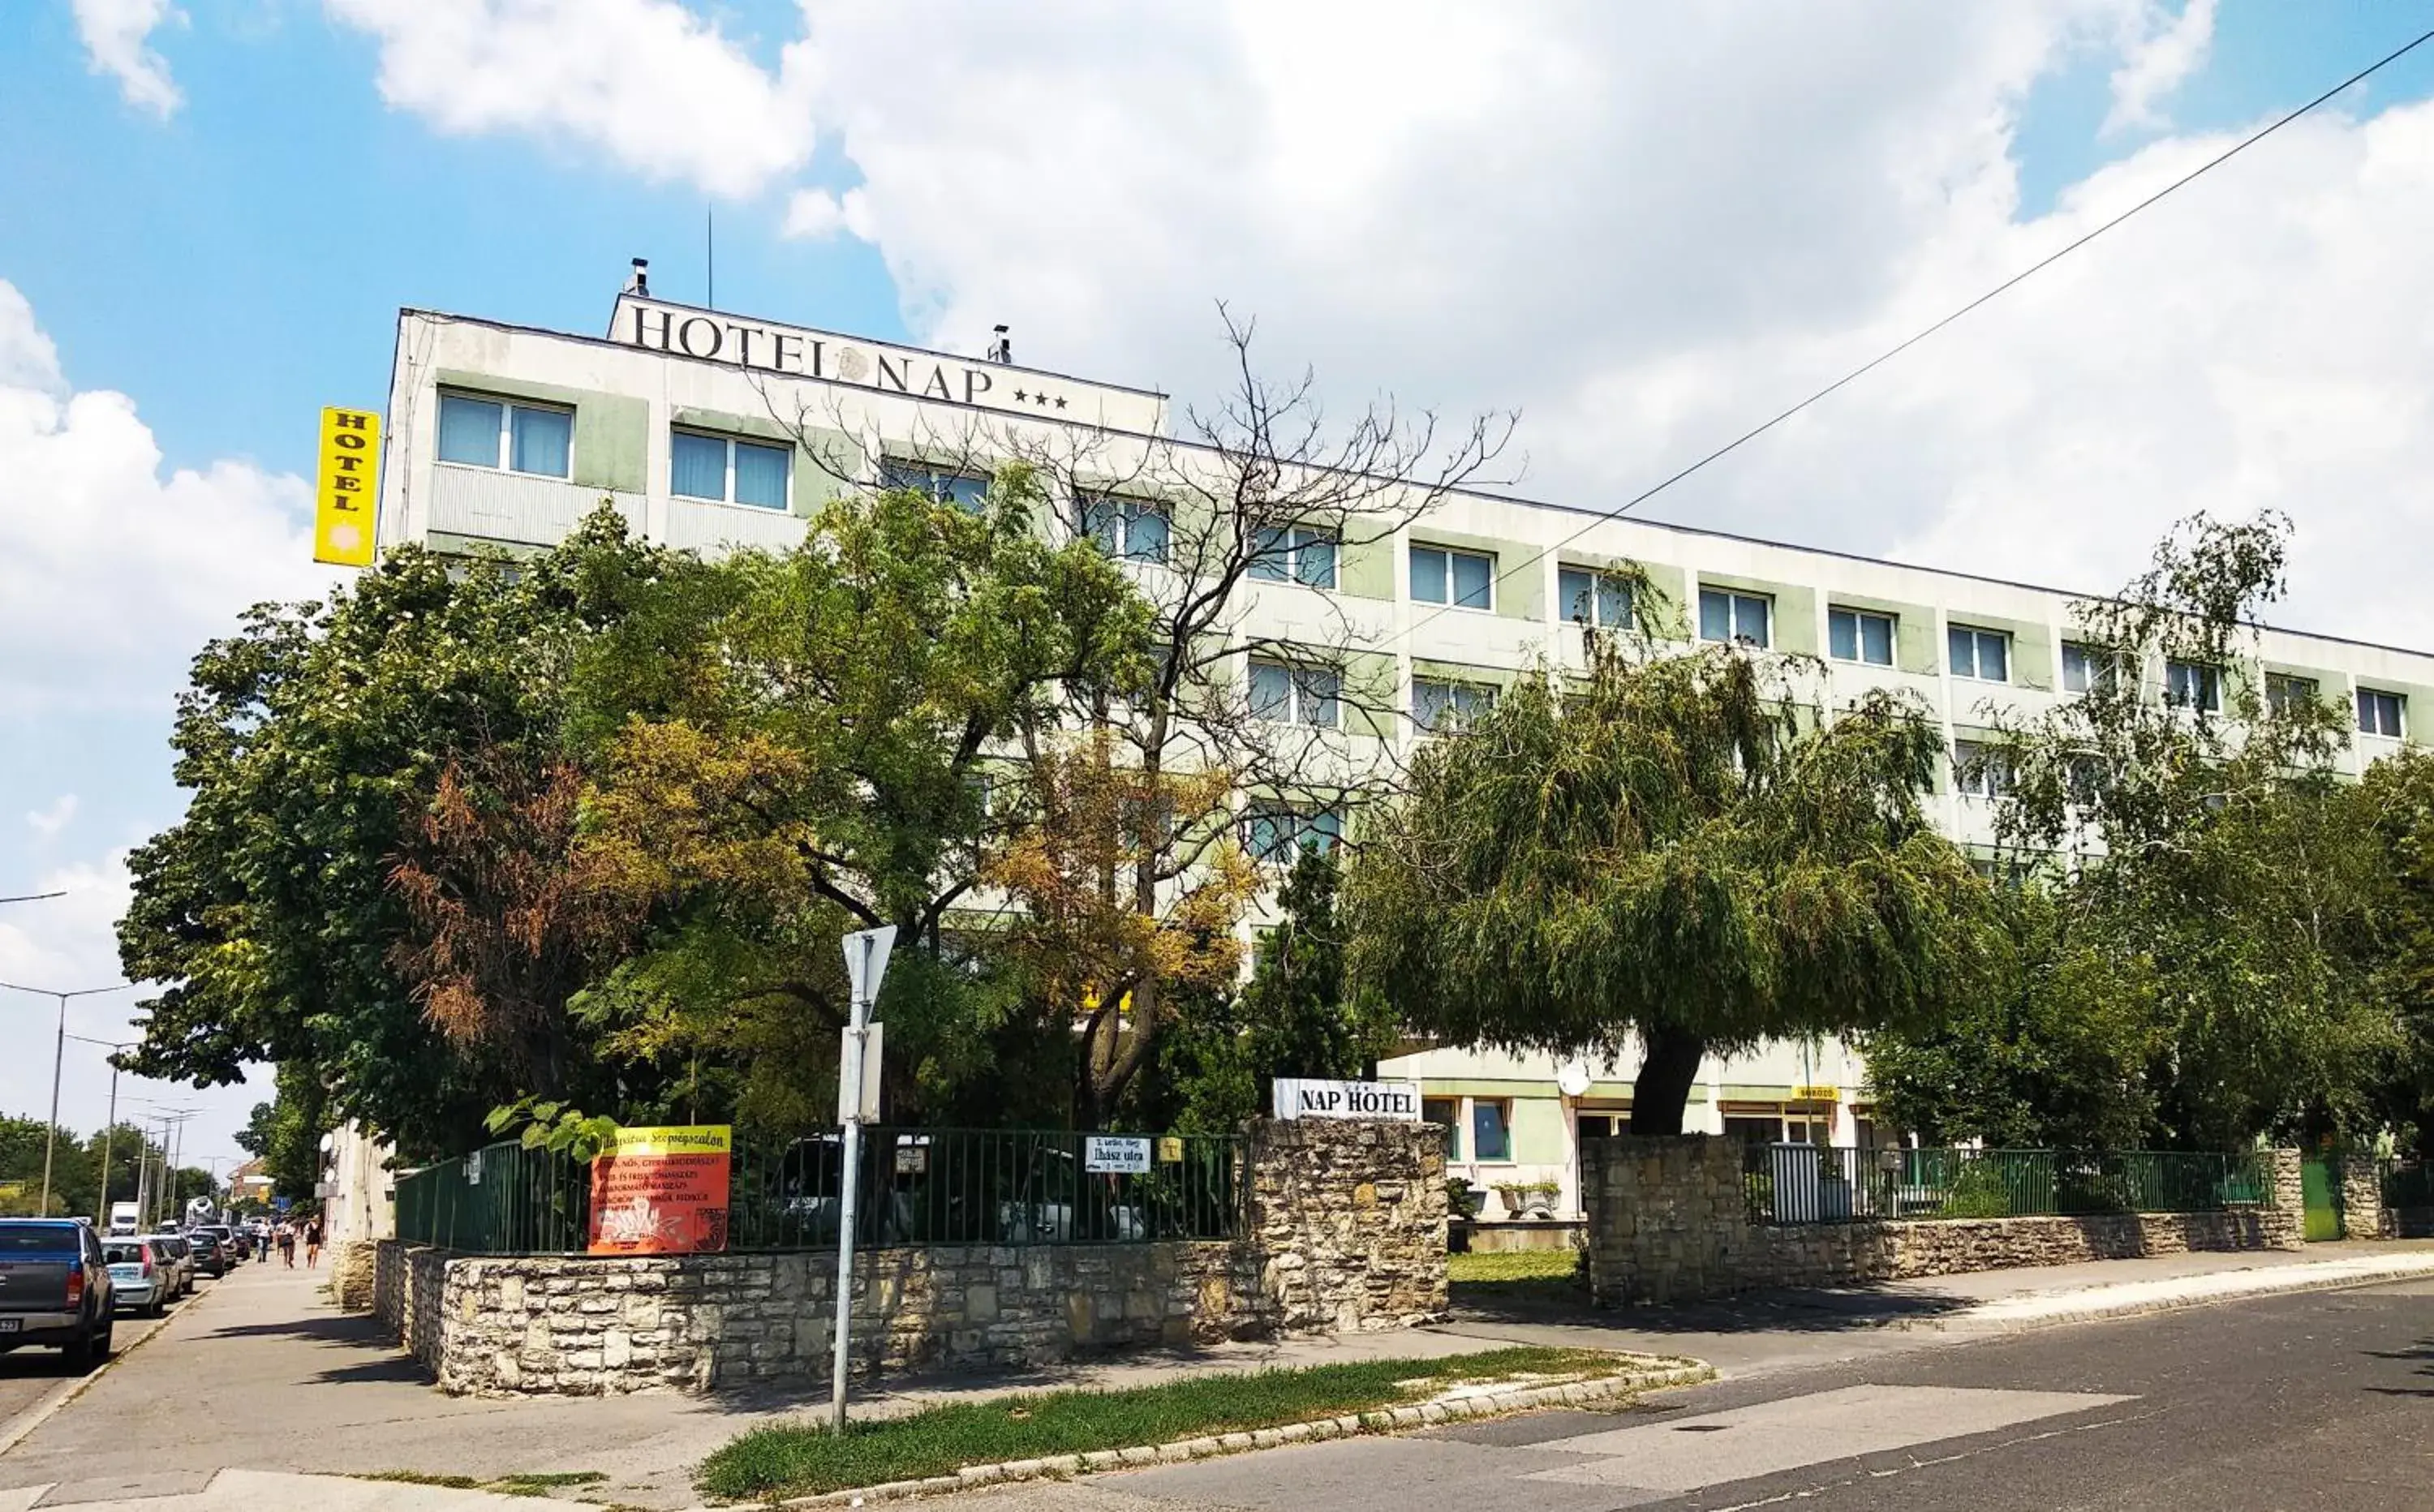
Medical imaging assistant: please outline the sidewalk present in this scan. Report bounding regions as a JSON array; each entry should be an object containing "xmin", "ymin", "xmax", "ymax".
[
  {"xmin": 1434, "ymin": 1239, "xmax": 2434, "ymax": 1377},
  {"xmin": 6, "ymin": 1241, "xmax": 2429, "ymax": 1512}
]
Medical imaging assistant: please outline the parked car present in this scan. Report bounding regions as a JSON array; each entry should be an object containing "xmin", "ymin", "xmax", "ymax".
[
  {"xmin": 101, "ymin": 1238, "xmax": 171, "ymax": 1317},
  {"xmin": 213, "ymin": 1225, "xmax": 250, "ymax": 1261},
  {"xmin": 0, "ymin": 1219, "xmax": 116, "ymax": 1367},
  {"xmin": 144, "ymin": 1232, "xmax": 194, "ymax": 1298},
  {"xmin": 186, "ymin": 1231, "xmax": 227, "ymax": 1279}
]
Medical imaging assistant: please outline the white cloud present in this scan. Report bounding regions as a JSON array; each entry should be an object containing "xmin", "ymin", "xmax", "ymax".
[
  {"xmin": 72, "ymin": 0, "xmax": 183, "ymax": 118},
  {"xmin": 25, "ymin": 797, "xmax": 79, "ymax": 840},
  {"xmin": 325, "ymin": 3, "xmax": 2434, "ymax": 649},
  {"xmin": 0, "ymin": 278, "xmax": 339, "ymax": 716},
  {"xmin": 781, "ymin": 185, "xmax": 873, "ymax": 242},
  {"xmin": 325, "ymin": 0, "xmax": 821, "ymax": 198},
  {"xmin": 2105, "ymin": 0, "xmax": 2216, "ymax": 134}
]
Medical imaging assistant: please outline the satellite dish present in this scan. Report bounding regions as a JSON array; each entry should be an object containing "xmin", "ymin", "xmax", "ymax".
[{"xmin": 1555, "ymin": 1060, "xmax": 1593, "ymax": 1098}]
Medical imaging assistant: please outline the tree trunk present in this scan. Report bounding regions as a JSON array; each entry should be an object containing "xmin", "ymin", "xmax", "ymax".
[{"xmin": 1628, "ymin": 1027, "xmax": 1708, "ymax": 1136}]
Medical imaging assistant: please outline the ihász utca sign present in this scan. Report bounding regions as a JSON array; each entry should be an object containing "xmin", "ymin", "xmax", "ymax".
[{"xmin": 587, "ymin": 1125, "xmax": 733, "ymax": 1256}]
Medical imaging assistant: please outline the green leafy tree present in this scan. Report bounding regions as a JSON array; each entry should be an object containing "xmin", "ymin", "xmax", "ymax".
[
  {"xmin": 1137, "ymin": 846, "xmax": 1398, "ymax": 1132},
  {"xmin": 1860, "ymin": 883, "xmax": 2166, "ymax": 1149},
  {"xmin": 1346, "ymin": 638, "xmax": 1995, "ymax": 1135},
  {"xmin": 118, "ymin": 513, "xmax": 712, "ymax": 1158},
  {"xmin": 571, "ymin": 469, "xmax": 1160, "ymax": 1129},
  {"xmin": 1966, "ymin": 513, "xmax": 2397, "ymax": 1146},
  {"xmin": 2359, "ymin": 748, "xmax": 2434, "ymax": 1155}
]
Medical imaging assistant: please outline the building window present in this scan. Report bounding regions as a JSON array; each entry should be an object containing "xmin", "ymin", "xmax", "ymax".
[
  {"xmin": 1948, "ymin": 625, "xmax": 2010, "ymax": 683},
  {"xmin": 1423, "ymin": 1098, "xmax": 1462, "ymax": 1161},
  {"xmin": 2061, "ymin": 641, "xmax": 2122, "ymax": 694},
  {"xmin": 2066, "ymin": 753, "xmax": 2109, "ymax": 805},
  {"xmin": 1699, "ymin": 588, "xmax": 1771, "ymax": 647},
  {"xmin": 1829, "ymin": 608, "xmax": 1895, "ymax": 667},
  {"xmin": 1413, "ymin": 677, "xmax": 1494, "ymax": 734},
  {"xmin": 1469, "ymin": 1100, "xmax": 1513, "ymax": 1162},
  {"xmin": 1243, "ymin": 802, "xmax": 1343, "ymax": 863},
  {"xmin": 880, "ymin": 458, "xmax": 990, "ymax": 510},
  {"xmin": 1082, "ymin": 495, "xmax": 1171, "ymax": 564},
  {"xmin": 671, "ymin": 430, "xmax": 790, "ymax": 509},
  {"xmin": 1248, "ymin": 658, "xmax": 1340, "ymax": 728},
  {"xmin": 436, "ymin": 393, "xmax": 572, "ymax": 479},
  {"xmin": 2360, "ymin": 688, "xmax": 2406, "ymax": 738},
  {"xmin": 1412, "ymin": 544, "xmax": 1494, "ymax": 610},
  {"xmin": 1558, "ymin": 566, "xmax": 1632, "ymax": 628},
  {"xmin": 1576, "ymin": 1113, "xmax": 1623, "ymax": 1140},
  {"xmin": 2266, "ymin": 673, "xmax": 2320, "ymax": 717},
  {"xmin": 1722, "ymin": 1115, "xmax": 1782, "ymax": 1146},
  {"xmin": 1952, "ymin": 739, "xmax": 2012, "ymax": 799},
  {"xmin": 2164, "ymin": 659, "xmax": 2221, "ymax": 713},
  {"xmin": 1246, "ymin": 524, "xmax": 1337, "ymax": 589}
]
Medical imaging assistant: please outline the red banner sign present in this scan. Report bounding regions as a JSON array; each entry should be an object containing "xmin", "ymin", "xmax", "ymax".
[{"xmin": 587, "ymin": 1125, "xmax": 731, "ymax": 1256}]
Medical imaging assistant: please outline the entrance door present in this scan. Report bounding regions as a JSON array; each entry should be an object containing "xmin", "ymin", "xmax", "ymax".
[{"xmin": 2300, "ymin": 1157, "xmax": 2344, "ymax": 1241}]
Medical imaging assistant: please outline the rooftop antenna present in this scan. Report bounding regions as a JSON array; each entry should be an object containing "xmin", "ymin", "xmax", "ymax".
[
  {"xmin": 987, "ymin": 324, "xmax": 1012, "ymax": 363},
  {"xmin": 706, "ymin": 207, "xmax": 716, "ymax": 310}
]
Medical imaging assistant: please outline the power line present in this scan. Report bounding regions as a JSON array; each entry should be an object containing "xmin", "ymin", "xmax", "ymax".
[{"xmin": 1381, "ymin": 24, "xmax": 2434, "ymax": 653}]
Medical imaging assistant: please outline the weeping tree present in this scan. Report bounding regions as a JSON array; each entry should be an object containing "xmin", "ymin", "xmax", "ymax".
[{"xmin": 1344, "ymin": 637, "xmax": 1998, "ymax": 1135}]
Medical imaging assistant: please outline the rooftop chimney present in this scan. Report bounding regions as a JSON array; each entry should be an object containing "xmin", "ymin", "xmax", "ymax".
[
  {"xmin": 987, "ymin": 324, "xmax": 1013, "ymax": 363},
  {"xmin": 627, "ymin": 258, "xmax": 651, "ymax": 297}
]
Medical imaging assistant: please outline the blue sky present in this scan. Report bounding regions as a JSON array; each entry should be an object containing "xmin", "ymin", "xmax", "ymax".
[{"xmin": 6, "ymin": 0, "xmax": 2434, "ymax": 1167}]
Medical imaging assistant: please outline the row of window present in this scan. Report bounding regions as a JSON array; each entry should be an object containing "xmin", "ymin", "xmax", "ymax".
[
  {"xmin": 1245, "ymin": 657, "xmax": 1498, "ymax": 735},
  {"xmin": 434, "ymin": 391, "xmax": 2415, "ymax": 737}
]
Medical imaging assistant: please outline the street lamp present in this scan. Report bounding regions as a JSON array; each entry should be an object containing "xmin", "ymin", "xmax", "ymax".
[
  {"xmin": 0, "ymin": 892, "xmax": 65, "ymax": 904},
  {"xmin": 125, "ymin": 1103, "xmax": 198, "ymax": 1231},
  {"xmin": 1, "ymin": 981, "xmax": 138, "ymax": 1214},
  {"xmin": 64, "ymin": 1033, "xmax": 135, "ymax": 1226}
]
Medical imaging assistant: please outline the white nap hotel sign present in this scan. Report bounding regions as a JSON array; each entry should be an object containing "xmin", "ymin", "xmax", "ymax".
[
  {"xmin": 607, "ymin": 295, "xmax": 1163, "ymax": 432},
  {"xmin": 1272, "ymin": 1078, "xmax": 1424, "ymax": 1122}
]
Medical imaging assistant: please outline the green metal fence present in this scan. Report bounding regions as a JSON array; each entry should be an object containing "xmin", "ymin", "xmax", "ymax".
[
  {"xmin": 1743, "ymin": 1145, "xmax": 2272, "ymax": 1226},
  {"xmin": 394, "ymin": 1127, "xmax": 1245, "ymax": 1256}
]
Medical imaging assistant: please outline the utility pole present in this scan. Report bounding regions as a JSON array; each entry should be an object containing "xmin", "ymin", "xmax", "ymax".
[
  {"xmin": 64, "ymin": 1033, "xmax": 132, "ymax": 1225},
  {"xmin": 2, "ymin": 981, "xmax": 135, "ymax": 1214},
  {"xmin": 831, "ymin": 925, "xmax": 895, "ymax": 1434}
]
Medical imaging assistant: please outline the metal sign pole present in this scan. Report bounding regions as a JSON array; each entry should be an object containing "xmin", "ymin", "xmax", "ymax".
[{"xmin": 831, "ymin": 926, "xmax": 895, "ymax": 1435}]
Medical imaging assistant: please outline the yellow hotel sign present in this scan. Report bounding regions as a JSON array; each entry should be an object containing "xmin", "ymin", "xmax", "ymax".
[{"xmin": 314, "ymin": 406, "xmax": 381, "ymax": 565}]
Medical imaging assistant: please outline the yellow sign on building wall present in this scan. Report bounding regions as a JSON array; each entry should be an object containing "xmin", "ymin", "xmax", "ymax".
[{"xmin": 314, "ymin": 406, "xmax": 381, "ymax": 565}]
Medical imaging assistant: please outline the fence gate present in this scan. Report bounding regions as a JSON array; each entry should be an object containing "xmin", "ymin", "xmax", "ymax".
[{"xmin": 2299, "ymin": 1156, "xmax": 2344, "ymax": 1242}]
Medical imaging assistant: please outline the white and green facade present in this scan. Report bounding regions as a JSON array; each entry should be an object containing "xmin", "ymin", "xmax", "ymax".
[{"xmin": 376, "ymin": 281, "xmax": 2434, "ymax": 1221}]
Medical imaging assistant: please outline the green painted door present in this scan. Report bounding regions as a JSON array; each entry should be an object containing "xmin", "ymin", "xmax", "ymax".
[{"xmin": 2300, "ymin": 1157, "xmax": 2343, "ymax": 1241}]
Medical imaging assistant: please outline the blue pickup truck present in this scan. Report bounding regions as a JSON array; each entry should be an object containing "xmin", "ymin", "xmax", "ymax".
[{"xmin": 0, "ymin": 1220, "xmax": 115, "ymax": 1368}]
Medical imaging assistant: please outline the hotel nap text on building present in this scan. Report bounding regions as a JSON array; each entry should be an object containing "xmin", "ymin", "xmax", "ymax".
[{"xmin": 366, "ymin": 275, "xmax": 2434, "ymax": 1226}]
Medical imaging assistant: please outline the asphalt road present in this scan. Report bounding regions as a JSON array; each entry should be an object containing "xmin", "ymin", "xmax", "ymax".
[
  {"xmin": 940, "ymin": 1276, "xmax": 2434, "ymax": 1512},
  {"xmin": 0, "ymin": 1269, "xmax": 204, "ymax": 1437}
]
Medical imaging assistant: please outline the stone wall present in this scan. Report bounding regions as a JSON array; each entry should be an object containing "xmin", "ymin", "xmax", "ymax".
[
  {"xmin": 1243, "ymin": 1118, "xmax": 1447, "ymax": 1333},
  {"xmin": 1583, "ymin": 1137, "xmax": 2306, "ymax": 1308},
  {"xmin": 368, "ymin": 1117, "xmax": 1444, "ymax": 1396},
  {"xmin": 329, "ymin": 1239, "xmax": 377, "ymax": 1312},
  {"xmin": 2341, "ymin": 1152, "xmax": 2385, "ymax": 1240}
]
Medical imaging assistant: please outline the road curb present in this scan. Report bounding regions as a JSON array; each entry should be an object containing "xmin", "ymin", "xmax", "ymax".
[
  {"xmin": 1959, "ymin": 1254, "xmax": 2434, "ymax": 1334},
  {"xmin": 717, "ymin": 1360, "xmax": 1714, "ymax": 1508}
]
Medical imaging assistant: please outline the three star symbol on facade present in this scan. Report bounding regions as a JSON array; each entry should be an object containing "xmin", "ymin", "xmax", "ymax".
[{"xmin": 1008, "ymin": 389, "xmax": 1068, "ymax": 410}]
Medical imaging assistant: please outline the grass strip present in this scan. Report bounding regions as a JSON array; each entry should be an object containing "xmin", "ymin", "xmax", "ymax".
[
  {"xmin": 1447, "ymin": 1249, "xmax": 1581, "ymax": 1283},
  {"xmin": 698, "ymin": 1346, "xmax": 1628, "ymax": 1500}
]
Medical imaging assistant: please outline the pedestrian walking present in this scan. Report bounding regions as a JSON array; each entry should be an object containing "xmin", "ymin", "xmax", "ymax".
[
  {"xmin": 277, "ymin": 1221, "xmax": 295, "ymax": 1268},
  {"xmin": 303, "ymin": 1215, "xmax": 324, "ymax": 1268}
]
